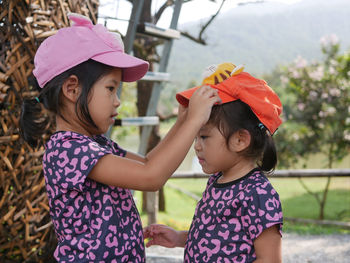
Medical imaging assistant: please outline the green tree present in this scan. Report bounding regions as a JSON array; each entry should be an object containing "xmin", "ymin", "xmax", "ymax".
[{"xmin": 274, "ymin": 34, "xmax": 350, "ymax": 219}]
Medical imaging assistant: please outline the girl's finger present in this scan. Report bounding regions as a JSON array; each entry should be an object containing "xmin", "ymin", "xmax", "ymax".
[
  {"xmin": 193, "ymin": 85, "xmax": 211, "ymax": 95},
  {"xmin": 202, "ymin": 87, "xmax": 219, "ymax": 97},
  {"xmin": 211, "ymin": 95, "xmax": 222, "ymax": 105},
  {"xmin": 145, "ymin": 240, "xmax": 154, "ymax": 248}
]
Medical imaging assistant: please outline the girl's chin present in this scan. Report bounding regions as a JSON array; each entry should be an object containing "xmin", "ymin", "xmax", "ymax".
[
  {"xmin": 202, "ymin": 167, "xmax": 220, "ymax": 175},
  {"xmin": 201, "ymin": 167, "xmax": 212, "ymax": 174}
]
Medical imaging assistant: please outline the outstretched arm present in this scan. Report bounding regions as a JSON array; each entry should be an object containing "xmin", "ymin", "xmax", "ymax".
[
  {"xmin": 143, "ymin": 224, "xmax": 188, "ymax": 248},
  {"xmin": 145, "ymin": 103, "xmax": 187, "ymax": 160},
  {"xmin": 89, "ymin": 86, "xmax": 221, "ymax": 191},
  {"xmin": 124, "ymin": 104, "xmax": 187, "ymax": 164}
]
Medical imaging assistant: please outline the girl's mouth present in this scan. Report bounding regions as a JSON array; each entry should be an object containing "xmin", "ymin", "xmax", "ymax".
[
  {"xmin": 110, "ymin": 113, "xmax": 118, "ymax": 124},
  {"xmin": 197, "ymin": 157, "xmax": 205, "ymax": 165}
]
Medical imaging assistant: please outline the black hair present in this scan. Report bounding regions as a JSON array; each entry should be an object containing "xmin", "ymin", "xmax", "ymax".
[
  {"xmin": 208, "ymin": 100, "xmax": 277, "ymax": 173},
  {"xmin": 20, "ymin": 59, "xmax": 115, "ymax": 147}
]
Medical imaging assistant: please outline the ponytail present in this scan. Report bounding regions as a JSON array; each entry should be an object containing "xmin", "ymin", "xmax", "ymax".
[
  {"xmin": 19, "ymin": 96, "xmax": 50, "ymax": 147},
  {"xmin": 258, "ymin": 132, "xmax": 277, "ymax": 174}
]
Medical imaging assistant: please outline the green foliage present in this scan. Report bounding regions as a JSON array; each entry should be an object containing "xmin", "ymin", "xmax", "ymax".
[
  {"xmin": 271, "ymin": 36, "xmax": 350, "ymax": 219},
  {"xmin": 274, "ymin": 35, "xmax": 350, "ymax": 169},
  {"xmin": 111, "ymin": 82, "xmax": 139, "ymax": 141}
]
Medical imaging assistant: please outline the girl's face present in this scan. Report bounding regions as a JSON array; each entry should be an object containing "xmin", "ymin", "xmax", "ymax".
[
  {"xmin": 194, "ymin": 124, "xmax": 238, "ymax": 175},
  {"xmin": 88, "ymin": 68, "xmax": 122, "ymax": 134}
]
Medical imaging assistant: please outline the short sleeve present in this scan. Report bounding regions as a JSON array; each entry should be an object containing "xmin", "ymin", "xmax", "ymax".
[
  {"xmin": 241, "ymin": 182, "xmax": 283, "ymax": 241},
  {"xmin": 108, "ymin": 139, "xmax": 126, "ymax": 157},
  {"xmin": 93, "ymin": 135, "xmax": 126, "ymax": 157},
  {"xmin": 45, "ymin": 138, "xmax": 113, "ymax": 192}
]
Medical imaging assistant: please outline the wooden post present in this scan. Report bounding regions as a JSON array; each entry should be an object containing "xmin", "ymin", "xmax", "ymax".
[{"xmin": 146, "ymin": 191, "xmax": 158, "ymax": 224}]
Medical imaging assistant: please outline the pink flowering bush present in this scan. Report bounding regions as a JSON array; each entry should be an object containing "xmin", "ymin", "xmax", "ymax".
[
  {"xmin": 273, "ymin": 35, "xmax": 350, "ymax": 219},
  {"xmin": 276, "ymin": 35, "xmax": 350, "ymax": 169}
]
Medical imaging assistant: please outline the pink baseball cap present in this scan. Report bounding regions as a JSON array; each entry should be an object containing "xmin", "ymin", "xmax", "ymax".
[{"xmin": 33, "ymin": 13, "xmax": 149, "ymax": 88}]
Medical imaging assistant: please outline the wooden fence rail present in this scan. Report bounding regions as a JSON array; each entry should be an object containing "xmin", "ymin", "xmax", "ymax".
[{"xmin": 172, "ymin": 169, "xmax": 350, "ymax": 179}]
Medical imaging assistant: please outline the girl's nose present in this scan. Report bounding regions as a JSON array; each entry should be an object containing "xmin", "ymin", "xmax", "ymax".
[
  {"xmin": 114, "ymin": 94, "xmax": 121, "ymax": 107},
  {"xmin": 194, "ymin": 137, "xmax": 201, "ymax": 151}
]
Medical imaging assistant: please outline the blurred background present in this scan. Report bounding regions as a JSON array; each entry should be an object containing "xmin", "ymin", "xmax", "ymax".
[
  {"xmin": 1, "ymin": 0, "xmax": 349, "ymax": 262},
  {"xmin": 101, "ymin": 0, "xmax": 350, "ymax": 227}
]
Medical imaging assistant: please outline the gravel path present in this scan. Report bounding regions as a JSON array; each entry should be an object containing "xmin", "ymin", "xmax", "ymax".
[{"xmin": 146, "ymin": 233, "xmax": 350, "ymax": 263}]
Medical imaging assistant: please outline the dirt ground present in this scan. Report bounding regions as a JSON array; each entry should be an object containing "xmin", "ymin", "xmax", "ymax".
[{"xmin": 146, "ymin": 233, "xmax": 350, "ymax": 263}]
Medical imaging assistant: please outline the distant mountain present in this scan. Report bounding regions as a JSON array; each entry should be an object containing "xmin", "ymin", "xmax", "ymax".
[{"xmin": 166, "ymin": 0, "xmax": 350, "ymax": 91}]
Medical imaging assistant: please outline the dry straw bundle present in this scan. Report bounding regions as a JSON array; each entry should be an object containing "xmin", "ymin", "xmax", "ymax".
[{"xmin": 0, "ymin": 0, "xmax": 98, "ymax": 261}]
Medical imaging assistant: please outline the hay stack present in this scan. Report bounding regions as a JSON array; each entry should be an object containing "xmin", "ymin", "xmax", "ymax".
[{"xmin": 0, "ymin": 1, "xmax": 99, "ymax": 261}]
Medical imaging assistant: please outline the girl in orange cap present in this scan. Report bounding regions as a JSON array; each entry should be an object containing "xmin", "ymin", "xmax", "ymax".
[{"xmin": 144, "ymin": 63, "xmax": 283, "ymax": 263}]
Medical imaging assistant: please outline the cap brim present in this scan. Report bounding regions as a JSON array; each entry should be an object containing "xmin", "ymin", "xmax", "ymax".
[
  {"xmin": 176, "ymin": 87, "xmax": 197, "ymax": 107},
  {"xmin": 92, "ymin": 51, "xmax": 149, "ymax": 82},
  {"xmin": 176, "ymin": 85, "xmax": 235, "ymax": 107}
]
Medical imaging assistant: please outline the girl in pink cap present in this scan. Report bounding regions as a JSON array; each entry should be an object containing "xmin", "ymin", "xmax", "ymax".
[
  {"xmin": 144, "ymin": 63, "xmax": 283, "ymax": 263},
  {"xmin": 19, "ymin": 13, "xmax": 221, "ymax": 262}
]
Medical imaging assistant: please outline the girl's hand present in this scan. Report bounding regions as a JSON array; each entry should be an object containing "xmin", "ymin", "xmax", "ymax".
[
  {"xmin": 187, "ymin": 86, "xmax": 221, "ymax": 127},
  {"xmin": 143, "ymin": 224, "xmax": 186, "ymax": 248}
]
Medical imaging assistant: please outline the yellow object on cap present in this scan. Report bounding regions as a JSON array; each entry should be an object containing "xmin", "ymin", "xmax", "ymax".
[{"xmin": 202, "ymin": 63, "xmax": 244, "ymax": 85}]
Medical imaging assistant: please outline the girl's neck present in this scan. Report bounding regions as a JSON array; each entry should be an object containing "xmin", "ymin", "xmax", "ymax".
[
  {"xmin": 56, "ymin": 115, "xmax": 93, "ymax": 137},
  {"xmin": 218, "ymin": 159, "xmax": 256, "ymax": 184}
]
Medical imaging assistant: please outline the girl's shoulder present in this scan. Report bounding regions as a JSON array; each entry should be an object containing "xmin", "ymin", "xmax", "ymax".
[
  {"xmin": 47, "ymin": 130, "xmax": 92, "ymax": 145},
  {"xmin": 45, "ymin": 131, "xmax": 125, "ymax": 156},
  {"xmin": 243, "ymin": 169, "xmax": 280, "ymax": 197},
  {"xmin": 93, "ymin": 134, "xmax": 126, "ymax": 156},
  {"xmin": 45, "ymin": 131, "xmax": 94, "ymax": 153},
  {"xmin": 247, "ymin": 168, "xmax": 269, "ymax": 183}
]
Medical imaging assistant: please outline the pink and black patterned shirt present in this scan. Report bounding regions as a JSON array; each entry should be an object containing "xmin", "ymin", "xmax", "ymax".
[
  {"xmin": 184, "ymin": 168, "xmax": 283, "ymax": 263},
  {"xmin": 43, "ymin": 131, "xmax": 144, "ymax": 262}
]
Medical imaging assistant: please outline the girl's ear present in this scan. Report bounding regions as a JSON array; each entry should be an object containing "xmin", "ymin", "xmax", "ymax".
[
  {"xmin": 61, "ymin": 75, "xmax": 80, "ymax": 102},
  {"xmin": 229, "ymin": 129, "xmax": 251, "ymax": 152}
]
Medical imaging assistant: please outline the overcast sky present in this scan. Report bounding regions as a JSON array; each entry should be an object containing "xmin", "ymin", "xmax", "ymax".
[{"xmin": 98, "ymin": 0, "xmax": 302, "ymax": 34}]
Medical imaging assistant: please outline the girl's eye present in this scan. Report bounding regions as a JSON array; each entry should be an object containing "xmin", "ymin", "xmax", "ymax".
[
  {"xmin": 107, "ymin": 86, "xmax": 115, "ymax": 92},
  {"xmin": 200, "ymin": 135, "xmax": 208, "ymax": 139}
]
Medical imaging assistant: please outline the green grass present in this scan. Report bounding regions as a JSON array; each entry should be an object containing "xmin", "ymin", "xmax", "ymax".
[
  {"xmin": 270, "ymin": 177, "xmax": 350, "ymax": 220},
  {"xmin": 134, "ymin": 177, "xmax": 350, "ymax": 235},
  {"xmin": 282, "ymin": 221, "xmax": 350, "ymax": 235}
]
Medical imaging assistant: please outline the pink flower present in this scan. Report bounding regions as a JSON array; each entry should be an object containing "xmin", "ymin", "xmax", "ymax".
[
  {"xmin": 309, "ymin": 66, "xmax": 324, "ymax": 81},
  {"xmin": 320, "ymin": 34, "xmax": 339, "ymax": 47},
  {"xmin": 294, "ymin": 56, "xmax": 308, "ymax": 69},
  {"xmin": 329, "ymin": 88, "xmax": 340, "ymax": 97},
  {"xmin": 297, "ymin": 103, "xmax": 305, "ymax": 111}
]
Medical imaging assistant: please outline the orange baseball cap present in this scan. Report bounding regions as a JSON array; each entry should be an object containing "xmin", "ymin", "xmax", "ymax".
[{"xmin": 176, "ymin": 68, "xmax": 283, "ymax": 134}]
